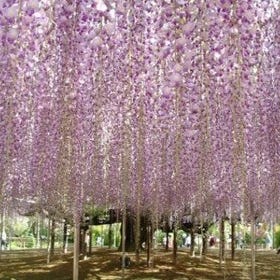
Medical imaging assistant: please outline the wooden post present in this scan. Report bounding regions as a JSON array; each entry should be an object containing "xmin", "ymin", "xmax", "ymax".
[
  {"xmin": 135, "ymin": 95, "xmax": 144, "ymax": 265},
  {"xmin": 147, "ymin": 224, "xmax": 151, "ymax": 267},
  {"xmin": 73, "ymin": 221, "xmax": 80, "ymax": 280},
  {"xmin": 231, "ymin": 222, "xmax": 235, "ymax": 260},
  {"xmin": 250, "ymin": 216, "xmax": 256, "ymax": 280},
  {"xmin": 0, "ymin": 210, "xmax": 4, "ymax": 254},
  {"xmin": 135, "ymin": 204, "xmax": 141, "ymax": 264},
  {"xmin": 173, "ymin": 226, "xmax": 177, "ymax": 265},
  {"xmin": 271, "ymin": 220, "xmax": 275, "ymax": 249},
  {"xmin": 50, "ymin": 218, "xmax": 55, "ymax": 257},
  {"xmin": 121, "ymin": 207, "xmax": 126, "ymax": 278},
  {"xmin": 219, "ymin": 218, "xmax": 225, "ymax": 266},
  {"xmin": 47, "ymin": 218, "xmax": 51, "ymax": 264}
]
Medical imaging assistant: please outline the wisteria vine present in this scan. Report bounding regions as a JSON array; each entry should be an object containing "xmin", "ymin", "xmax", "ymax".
[{"xmin": 0, "ymin": 0, "xmax": 279, "ymax": 225}]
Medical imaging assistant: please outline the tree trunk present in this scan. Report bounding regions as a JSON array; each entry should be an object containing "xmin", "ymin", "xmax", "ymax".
[
  {"xmin": 0, "ymin": 210, "xmax": 4, "ymax": 254},
  {"xmin": 231, "ymin": 222, "xmax": 235, "ymax": 260},
  {"xmin": 147, "ymin": 224, "xmax": 151, "ymax": 267},
  {"xmin": 108, "ymin": 223, "xmax": 112, "ymax": 248},
  {"xmin": 73, "ymin": 221, "xmax": 80, "ymax": 280},
  {"xmin": 89, "ymin": 227, "xmax": 93, "ymax": 255},
  {"xmin": 80, "ymin": 227, "xmax": 87, "ymax": 259},
  {"xmin": 120, "ymin": 211, "xmax": 135, "ymax": 252},
  {"xmin": 190, "ymin": 229, "xmax": 195, "ymax": 257},
  {"xmin": 165, "ymin": 230, "xmax": 169, "ymax": 251},
  {"xmin": 47, "ymin": 218, "xmax": 51, "ymax": 264},
  {"xmin": 173, "ymin": 227, "xmax": 177, "ymax": 264},
  {"xmin": 135, "ymin": 209, "xmax": 140, "ymax": 264},
  {"xmin": 63, "ymin": 220, "xmax": 68, "ymax": 253},
  {"xmin": 202, "ymin": 230, "xmax": 208, "ymax": 255},
  {"xmin": 85, "ymin": 229, "xmax": 89, "ymax": 259},
  {"xmin": 121, "ymin": 206, "xmax": 127, "ymax": 278},
  {"xmin": 251, "ymin": 217, "xmax": 256, "ymax": 280},
  {"xmin": 36, "ymin": 213, "xmax": 40, "ymax": 249},
  {"xmin": 219, "ymin": 218, "xmax": 225, "ymax": 265},
  {"xmin": 271, "ymin": 220, "xmax": 275, "ymax": 249},
  {"xmin": 50, "ymin": 218, "xmax": 55, "ymax": 257},
  {"xmin": 119, "ymin": 210, "xmax": 147, "ymax": 252},
  {"xmin": 40, "ymin": 215, "xmax": 44, "ymax": 248}
]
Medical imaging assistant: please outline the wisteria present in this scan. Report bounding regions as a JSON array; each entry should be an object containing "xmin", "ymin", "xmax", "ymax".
[
  {"xmin": 0, "ymin": 0, "xmax": 279, "ymax": 277},
  {"xmin": 0, "ymin": 0, "xmax": 279, "ymax": 220}
]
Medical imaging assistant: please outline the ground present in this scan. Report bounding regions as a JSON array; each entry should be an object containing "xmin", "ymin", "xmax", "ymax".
[{"xmin": 0, "ymin": 247, "xmax": 279, "ymax": 280}]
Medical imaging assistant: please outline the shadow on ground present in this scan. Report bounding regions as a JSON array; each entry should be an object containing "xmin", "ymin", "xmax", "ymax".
[{"xmin": 0, "ymin": 248, "xmax": 279, "ymax": 280}]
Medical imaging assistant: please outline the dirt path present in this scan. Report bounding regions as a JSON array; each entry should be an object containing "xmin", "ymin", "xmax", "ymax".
[{"xmin": 0, "ymin": 248, "xmax": 279, "ymax": 280}]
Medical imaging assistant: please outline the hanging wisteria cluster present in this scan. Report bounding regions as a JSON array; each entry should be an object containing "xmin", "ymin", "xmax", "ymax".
[{"xmin": 0, "ymin": 0, "xmax": 279, "ymax": 223}]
